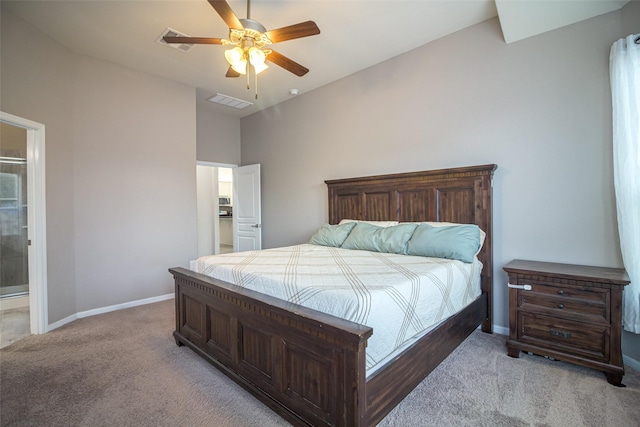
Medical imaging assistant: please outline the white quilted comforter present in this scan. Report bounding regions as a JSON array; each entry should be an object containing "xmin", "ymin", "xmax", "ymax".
[{"xmin": 191, "ymin": 244, "xmax": 482, "ymax": 376}]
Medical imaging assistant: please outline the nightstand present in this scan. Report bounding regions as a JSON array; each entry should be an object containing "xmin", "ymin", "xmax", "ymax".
[{"xmin": 504, "ymin": 259, "xmax": 630, "ymax": 386}]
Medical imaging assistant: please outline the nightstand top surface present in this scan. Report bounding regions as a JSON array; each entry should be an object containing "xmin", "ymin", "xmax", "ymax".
[{"xmin": 503, "ymin": 259, "xmax": 630, "ymax": 286}]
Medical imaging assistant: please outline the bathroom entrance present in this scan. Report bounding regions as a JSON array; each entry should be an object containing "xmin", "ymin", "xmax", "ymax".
[
  {"xmin": 0, "ymin": 111, "xmax": 48, "ymax": 343},
  {"xmin": 0, "ymin": 122, "xmax": 30, "ymax": 347},
  {"xmin": 0, "ymin": 123, "xmax": 28, "ymax": 298}
]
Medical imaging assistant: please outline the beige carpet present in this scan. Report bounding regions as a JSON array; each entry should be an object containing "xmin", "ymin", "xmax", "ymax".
[{"xmin": 1, "ymin": 300, "xmax": 639, "ymax": 427}]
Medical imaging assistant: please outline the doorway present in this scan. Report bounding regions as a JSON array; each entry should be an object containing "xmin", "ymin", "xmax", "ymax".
[
  {"xmin": 0, "ymin": 123, "xmax": 29, "ymax": 347},
  {"xmin": 196, "ymin": 162, "xmax": 262, "ymax": 257},
  {"xmin": 196, "ymin": 162, "xmax": 236, "ymax": 257},
  {"xmin": 0, "ymin": 112, "xmax": 47, "ymax": 343},
  {"xmin": 217, "ymin": 167, "xmax": 234, "ymax": 254}
]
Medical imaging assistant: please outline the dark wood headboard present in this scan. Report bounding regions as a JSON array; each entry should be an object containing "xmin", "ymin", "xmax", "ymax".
[{"xmin": 325, "ymin": 164, "xmax": 497, "ymax": 328}]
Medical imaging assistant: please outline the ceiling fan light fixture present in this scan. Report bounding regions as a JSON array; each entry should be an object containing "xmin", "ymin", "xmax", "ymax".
[
  {"xmin": 231, "ymin": 60, "xmax": 248, "ymax": 75},
  {"xmin": 248, "ymin": 46, "xmax": 264, "ymax": 63},
  {"xmin": 248, "ymin": 47, "xmax": 268, "ymax": 74},
  {"xmin": 224, "ymin": 46, "xmax": 243, "ymax": 64},
  {"xmin": 225, "ymin": 46, "xmax": 247, "ymax": 74},
  {"xmin": 252, "ymin": 60, "xmax": 269, "ymax": 74}
]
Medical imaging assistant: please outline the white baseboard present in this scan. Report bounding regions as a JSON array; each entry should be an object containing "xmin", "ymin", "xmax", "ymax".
[
  {"xmin": 624, "ymin": 355, "xmax": 640, "ymax": 373},
  {"xmin": 46, "ymin": 293, "xmax": 174, "ymax": 332},
  {"xmin": 493, "ymin": 324, "xmax": 508, "ymax": 336}
]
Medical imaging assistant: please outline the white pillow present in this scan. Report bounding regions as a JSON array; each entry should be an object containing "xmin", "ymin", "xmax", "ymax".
[{"xmin": 339, "ymin": 219, "xmax": 399, "ymax": 228}]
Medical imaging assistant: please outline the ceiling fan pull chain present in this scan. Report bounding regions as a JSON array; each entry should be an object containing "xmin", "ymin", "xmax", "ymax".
[
  {"xmin": 246, "ymin": 62, "xmax": 251, "ymax": 90},
  {"xmin": 255, "ymin": 72, "xmax": 259, "ymax": 99}
]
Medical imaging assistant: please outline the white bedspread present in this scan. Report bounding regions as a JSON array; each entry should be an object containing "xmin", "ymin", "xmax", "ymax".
[{"xmin": 191, "ymin": 244, "xmax": 482, "ymax": 376}]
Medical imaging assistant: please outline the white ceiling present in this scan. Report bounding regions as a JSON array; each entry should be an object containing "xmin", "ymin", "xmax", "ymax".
[{"xmin": 2, "ymin": 0, "xmax": 629, "ymax": 118}]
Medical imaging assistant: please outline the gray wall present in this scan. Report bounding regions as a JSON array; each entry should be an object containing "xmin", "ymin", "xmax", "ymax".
[
  {"xmin": 240, "ymin": 5, "xmax": 640, "ymax": 359},
  {"xmin": 2, "ymin": 7, "xmax": 77, "ymax": 322},
  {"xmin": 1, "ymin": 8, "xmax": 198, "ymax": 321},
  {"xmin": 196, "ymin": 90, "xmax": 241, "ymax": 165}
]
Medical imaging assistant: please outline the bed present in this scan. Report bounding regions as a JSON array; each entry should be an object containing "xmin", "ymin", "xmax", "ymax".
[{"xmin": 169, "ymin": 164, "xmax": 497, "ymax": 426}]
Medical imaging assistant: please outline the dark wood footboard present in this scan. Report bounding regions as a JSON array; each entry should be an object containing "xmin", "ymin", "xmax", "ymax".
[
  {"xmin": 171, "ymin": 267, "xmax": 489, "ymax": 427},
  {"xmin": 170, "ymin": 267, "xmax": 373, "ymax": 427}
]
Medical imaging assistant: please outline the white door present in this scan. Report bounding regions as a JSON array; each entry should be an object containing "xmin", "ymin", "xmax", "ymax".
[{"xmin": 232, "ymin": 164, "xmax": 261, "ymax": 252}]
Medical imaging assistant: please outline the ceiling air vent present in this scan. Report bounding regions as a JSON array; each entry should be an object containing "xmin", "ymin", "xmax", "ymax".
[
  {"xmin": 208, "ymin": 93, "xmax": 253, "ymax": 110},
  {"xmin": 157, "ymin": 28, "xmax": 194, "ymax": 52}
]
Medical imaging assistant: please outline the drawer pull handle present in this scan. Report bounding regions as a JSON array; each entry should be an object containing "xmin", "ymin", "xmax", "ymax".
[
  {"xmin": 508, "ymin": 283, "xmax": 532, "ymax": 291},
  {"xmin": 550, "ymin": 330, "xmax": 572, "ymax": 338},
  {"xmin": 558, "ymin": 303, "xmax": 564, "ymax": 309},
  {"xmin": 558, "ymin": 290, "xmax": 564, "ymax": 295}
]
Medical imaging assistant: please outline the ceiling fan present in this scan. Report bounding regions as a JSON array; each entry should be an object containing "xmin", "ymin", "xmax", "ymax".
[{"xmin": 163, "ymin": 0, "xmax": 320, "ymax": 97}]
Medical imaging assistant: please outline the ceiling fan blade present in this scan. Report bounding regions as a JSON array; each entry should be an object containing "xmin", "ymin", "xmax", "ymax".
[
  {"xmin": 226, "ymin": 67, "xmax": 241, "ymax": 78},
  {"xmin": 265, "ymin": 21, "xmax": 320, "ymax": 43},
  {"xmin": 163, "ymin": 36, "xmax": 223, "ymax": 45},
  {"xmin": 208, "ymin": 0, "xmax": 243, "ymax": 29},
  {"xmin": 266, "ymin": 50, "xmax": 309, "ymax": 77}
]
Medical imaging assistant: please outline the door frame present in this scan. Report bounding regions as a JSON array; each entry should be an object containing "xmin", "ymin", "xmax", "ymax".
[{"xmin": 0, "ymin": 111, "xmax": 48, "ymax": 334}]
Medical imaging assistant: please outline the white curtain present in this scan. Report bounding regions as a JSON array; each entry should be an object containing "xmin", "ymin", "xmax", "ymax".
[{"xmin": 610, "ymin": 34, "xmax": 640, "ymax": 333}]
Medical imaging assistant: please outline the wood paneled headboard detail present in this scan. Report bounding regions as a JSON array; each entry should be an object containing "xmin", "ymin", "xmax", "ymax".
[{"xmin": 325, "ymin": 164, "xmax": 497, "ymax": 332}]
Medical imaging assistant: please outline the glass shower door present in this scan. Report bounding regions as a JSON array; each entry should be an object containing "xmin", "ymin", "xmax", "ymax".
[{"xmin": 0, "ymin": 129, "xmax": 29, "ymax": 298}]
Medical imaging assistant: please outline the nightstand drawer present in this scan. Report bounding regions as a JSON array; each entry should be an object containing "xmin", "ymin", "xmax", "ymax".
[
  {"xmin": 523, "ymin": 282, "xmax": 608, "ymax": 303},
  {"xmin": 519, "ymin": 288, "xmax": 609, "ymax": 324},
  {"xmin": 518, "ymin": 312, "xmax": 609, "ymax": 362}
]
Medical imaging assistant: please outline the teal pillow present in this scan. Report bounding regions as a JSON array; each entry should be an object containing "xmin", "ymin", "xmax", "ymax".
[
  {"xmin": 406, "ymin": 223, "xmax": 481, "ymax": 263},
  {"xmin": 308, "ymin": 222, "xmax": 357, "ymax": 247},
  {"xmin": 341, "ymin": 222, "xmax": 418, "ymax": 254}
]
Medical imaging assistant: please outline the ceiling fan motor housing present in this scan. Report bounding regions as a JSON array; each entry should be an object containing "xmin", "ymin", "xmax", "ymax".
[
  {"xmin": 239, "ymin": 19, "xmax": 267, "ymax": 34},
  {"xmin": 230, "ymin": 19, "xmax": 271, "ymax": 48}
]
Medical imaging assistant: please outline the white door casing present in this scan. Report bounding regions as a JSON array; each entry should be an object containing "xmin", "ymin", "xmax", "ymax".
[
  {"xmin": 232, "ymin": 164, "xmax": 261, "ymax": 252},
  {"xmin": 195, "ymin": 165, "xmax": 217, "ymax": 257},
  {"xmin": 0, "ymin": 111, "xmax": 47, "ymax": 334}
]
